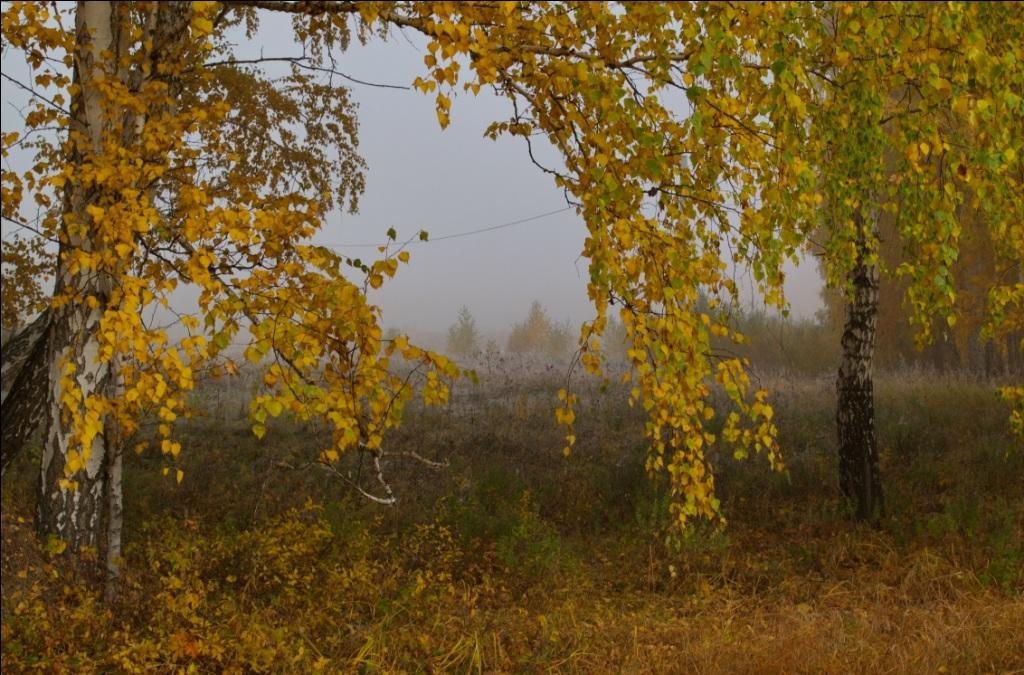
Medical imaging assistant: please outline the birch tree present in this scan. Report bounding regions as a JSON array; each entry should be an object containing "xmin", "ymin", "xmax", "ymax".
[{"xmin": 2, "ymin": 1, "xmax": 458, "ymax": 582}]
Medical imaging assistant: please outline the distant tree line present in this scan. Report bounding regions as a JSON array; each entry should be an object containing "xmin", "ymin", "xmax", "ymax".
[
  {"xmin": 443, "ymin": 302, "xmax": 581, "ymax": 363},
  {"xmin": 443, "ymin": 290, "xmax": 1020, "ymax": 378}
]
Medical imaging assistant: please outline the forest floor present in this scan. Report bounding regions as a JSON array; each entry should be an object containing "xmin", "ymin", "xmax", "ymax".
[{"xmin": 2, "ymin": 365, "xmax": 1022, "ymax": 673}]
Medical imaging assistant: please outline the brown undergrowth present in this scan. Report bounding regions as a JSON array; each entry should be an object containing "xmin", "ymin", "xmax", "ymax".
[{"xmin": 2, "ymin": 368, "xmax": 1022, "ymax": 673}]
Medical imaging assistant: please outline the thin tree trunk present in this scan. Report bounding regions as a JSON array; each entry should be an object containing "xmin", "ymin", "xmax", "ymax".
[
  {"xmin": 96, "ymin": 0, "xmax": 188, "ymax": 591},
  {"xmin": 837, "ymin": 219, "xmax": 884, "ymax": 521},
  {"xmin": 104, "ymin": 399, "xmax": 124, "ymax": 601},
  {"xmin": 998, "ymin": 331, "xmax": 1020, "ymax": 376},
  {"xmin": 983, "ymin": 338, "xmax": 998, "ymax": 378}
]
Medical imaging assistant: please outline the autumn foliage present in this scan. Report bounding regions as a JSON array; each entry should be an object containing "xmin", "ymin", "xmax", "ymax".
[{"xmin": 0, "ymin": 0, "xmax": 1020, "ymax": 612}]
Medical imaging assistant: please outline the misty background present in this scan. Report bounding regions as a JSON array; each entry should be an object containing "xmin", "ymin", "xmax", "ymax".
[{"xmin": 296, "ymin": 21, "xmax": 826, "ymax": 343}]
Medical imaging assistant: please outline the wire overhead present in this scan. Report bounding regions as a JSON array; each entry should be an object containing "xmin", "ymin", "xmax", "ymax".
[{"xmin": 322, "ymin": 206, "xmax": 574, "ymax": 249}]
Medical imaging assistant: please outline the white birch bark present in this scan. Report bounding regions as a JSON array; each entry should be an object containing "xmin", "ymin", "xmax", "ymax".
[{"xmin": 37, "ymin": 1, "xmax": 119, "ymax": 551}]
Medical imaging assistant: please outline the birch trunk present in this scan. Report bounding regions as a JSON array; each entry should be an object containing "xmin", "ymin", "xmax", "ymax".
[
  {"xmin": 836, "ymin": 217, "xmax": 884, "ymax": 520},
  {"xmin": 36, "ymin": 1, "xmax": 120, "ymax": 551}
]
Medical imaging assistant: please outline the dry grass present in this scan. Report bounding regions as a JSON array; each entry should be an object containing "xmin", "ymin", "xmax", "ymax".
[{"xmin": 2, "ymin": 367, "xmax": 1022, "ymax": 673}]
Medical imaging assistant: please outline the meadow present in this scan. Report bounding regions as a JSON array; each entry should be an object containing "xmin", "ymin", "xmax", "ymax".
[{"xmin": 2, "ymin": 359, "xmax": 1022, "ymax": 673}]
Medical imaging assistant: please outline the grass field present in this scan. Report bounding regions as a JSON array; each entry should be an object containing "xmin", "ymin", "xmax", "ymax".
[{"xmin": 2, "ymin": 364, "xmax": 1022, "ymax": 673}]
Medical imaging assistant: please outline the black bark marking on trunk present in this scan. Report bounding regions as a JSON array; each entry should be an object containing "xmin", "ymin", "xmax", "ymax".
[{"xmin": 1, "ymin": 310, "xmax": 51, "ymax": 475}]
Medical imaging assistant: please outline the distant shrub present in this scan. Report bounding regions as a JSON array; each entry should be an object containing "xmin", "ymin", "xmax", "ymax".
[
  {"xmin": 446, "ymin": 306, "xmax": 481, "ymax": 358},
  {"xmin": 507, "ymin": 301, "xmax": 572, "ymax": 361}
]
